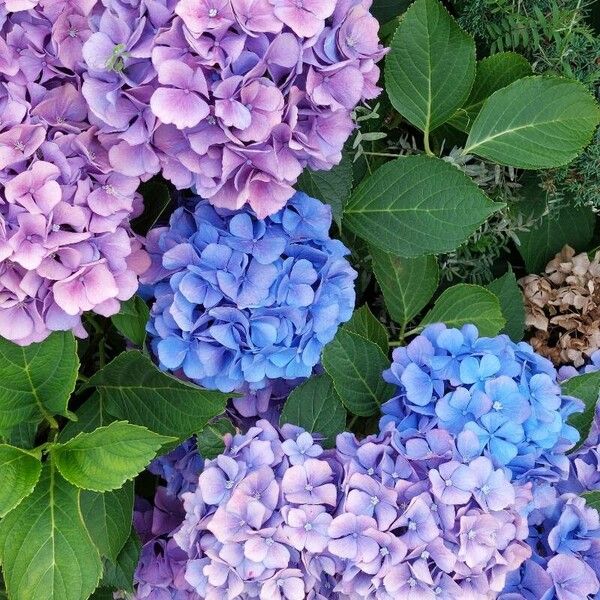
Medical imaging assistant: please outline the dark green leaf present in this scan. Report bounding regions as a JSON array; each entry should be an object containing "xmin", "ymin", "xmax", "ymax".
[
  {"xmin": 280, "ymin": 374, "xmax": 347, "ymax": 447},
  {"xmin": 3, "ymin": 422, "xmax": 38, "ymax": 449},
  {"xmin": 517, "ymin": 205, "xmax": 595, "ymax": 273},
  {"xmin": 81, "ymin": 482, "xmax": 134, "ymax": 562},
  {"xmin": 322, "ymin": 330, "xmax": 394, "ymax": 417},
  {"xmin": 385, "ymin": 0, "xmax": 476, "ymax": 133},
  {"xmin": 372, "ymin": 0, "xmax": 412, "ymax": 23},
  {"xmin": 197, "ymin": 418, "xmax": 236, "ymax": 460},
  {"xmin": 562, "ymin": 372, "xmax": 600, "ymax": 447},
  {"xmin": 0, "ymin": 332, "xmax": 78, "ymax": 429},
  {"xmin": 371, "ymin": 247, "xmax": 439, "ymax": 326},
  {"xmin": 344, "ymin": 156, "xmax": 501, "ymax": 257},
  {"xmin": 59, "ymin": 393, "xmax": 114, "ymax": 442},
  {"xmin": 89, "ymin": 351, "xmax": 229, "ymax": 439},
  {"xmin": 0, "ymin": 445, "xmax": 42, "ymax": 517},
  {"xmin": 131, "ymin": 180, "xmax": 173, "ymax": 235},
  {"xmin": 486, "ymin": 271, "xmax": 525, "ymax": 341},
  {"xmin": 296, "ymin": 153, "xmax": 352, "ymax": 229},
  {"xmin": 0, "ymin": 464, "xmax": 102, "ymax": 600},
  {"xmin": 343, "ymin": 305, "xmax": 389, "ymax": 354},
  {"xmin": 53, "ymin": 421, "xmax": 173, "ymax": 492},
  {"xmin": 420, "ymin": 284, "xmax": 505, "ymax": 336},
  {"xmin": 449, "ymin": 52, "xmax": 532, "ymax": 132},
  {"xmin": 111, "ymin": 296, "xmax": 150, "ymax": 347},
  {"xmin": 101, "ymin": 531, "xmax": 140, "ymax": 593},
  {"xmin": 583, "ymin": 491, "xmax": 600, "ymax": 511}
]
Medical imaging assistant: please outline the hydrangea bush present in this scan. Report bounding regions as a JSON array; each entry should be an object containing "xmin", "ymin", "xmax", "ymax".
[{"xmin": 0, "ymin": 1, "xmax": 598, "ymax": 600}]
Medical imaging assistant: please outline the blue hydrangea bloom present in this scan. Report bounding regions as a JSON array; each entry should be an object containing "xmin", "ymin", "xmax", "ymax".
[
  {"xmin": 380, "ymin": 324, "xmax": 583, "ymax": 479},
  {"xmin": 144, "ymin": 192, "xmax": 357, "ymax": 392}
]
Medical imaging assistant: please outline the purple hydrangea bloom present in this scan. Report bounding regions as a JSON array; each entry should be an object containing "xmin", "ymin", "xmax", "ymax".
[
  {"xmin": 133, "ymin": 421, "xmax": 530, "ymax": 599},
  {"xmin": 143, "ymin": 192, "xmax": 357, "ymax": 392},
  {"xmin": 76, "ymin": 0, "xmax": 386, "ymax": 218},
  {"xmin": 0, "ymin": 3, "xmax": 152, "ymax": 345},
  {"xmin": 380, "ymin": 324, "xmax": 583, "ymax": 481},
  {"xmin": 500, "ymin": 492, "xmax": 600, "ymax": 600}
]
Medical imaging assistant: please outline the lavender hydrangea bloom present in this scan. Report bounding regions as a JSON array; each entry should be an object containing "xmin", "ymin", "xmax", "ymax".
[
  {"xmin": 143, "ymin": 192, "xmax": 357, "ymax": 392},
  {"xmin": 0, "ymin": 3, "xmax": 151, "ymax": 345},
  {"xmin": 380, "ymin": 324, "xmax": 583, "ymax": 481},
  {"xmin": 76, "ymin": 0, "xmax": 386, "ymax": 217},
  {"xmin": 133, "ymin": 421, "xmax": 530, "ymax": 599}
]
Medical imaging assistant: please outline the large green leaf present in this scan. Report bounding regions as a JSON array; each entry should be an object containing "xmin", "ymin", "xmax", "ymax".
[
  {"xmin": 296, "ymin": 153, "xmax": 352, "ymax": 229},
  {"xmin": 196, "ymin": 418, "xmax": 236, "ymax": 460},
  {"xmin": 464, "ymin": 77, "xmax": 600, "ymax": 168},
  {"xmin": 486, "ymin": 271, "xmax": 525, "ymax": 341},
  {"xmin": 371, "ymin": 247, "xmax": 439, "ymax": 326},
  {"xmin": 343, "ymin": 305, "xmax": 389, "ymax": 354},
  {"xmin": 0, "ymin": 464, "xmax": 102, "ymax": 600},
  {"xmin": 344, "ymin": 156, "xmax": 501, "ymax": 257},
  {"xmin": 385, "ymin": 0, "xmax": 476, "ymax": 134},
  {"xmin": 53, "ymin": 421, "xmax": 173, "ymax": 492},
  {"xmin": 81, "ymin": 482, "xmax": 134, "ymax": 562},
  {"xmin": 517, "ymin": 205, "xmax": 595, "ymax": 273},
  {"xmin": 280, "ymin": 374, "xmax": 347, "ymax": 448},
  {"xmin": 101, "ymin": 531, "xmax": 140, "ymax": 593},
  {"xmin": 420, "ymin": 284, "xmax": 505, "ymax": 336},
  {"xmin": 0, "ymin": 332, "xmax": 78, "ymax": 429},
  {"xmin": 322, "ymin": 330, "xmax": 394, "ymax": 417},
  {"xmin": 0, "ymin": 445, "xmax": 41, "ymax": 517},
  {"xmin": 562, "ymin": 372, "xmax": 600, "ymax": 448},
  {"xmin": 88, "ymin": 351, "xmax": 229, "ymax": 439},
  {"xmin": 111, "ymin": 295, "xmax": 150, "ymax": 347},
  {"xmin": 449, "ymin": 52, "xmax": 532, "ymax": 132}
]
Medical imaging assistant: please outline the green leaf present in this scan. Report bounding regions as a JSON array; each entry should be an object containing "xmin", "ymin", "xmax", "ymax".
[
  {"xmin": 449, "ymin": 52, "xmax": 532, "ymax": 132},
  {"xmin": 0, "ymin": 463, "xmax": 102, "ymax": 600},
  {"xmin": 280, "ymin": 374, "xmax": 347, "ymax": 447},
  {"xmin": 464, "ymin": 77, "xmax": 600, "ymax": 168},
  {"xmin": 296, "ymin": 153, "xmax": 352, "ymax": 229},
  {"xmin": 89, "ymin": 589, "xmax": 115, "ymax": 600},
  {"xmin": 88, "ymin": 351, "xmax": 229, "ymax": 439},
  {"xmin": 343, "ymin": 305, "xmax": 389, "ymax": 354},
  {"xmin": 562, "ymin": 371, "xmax": 600, "ymax": 447},
  {"xmin": 0, "ymin": 332, "xmax": 78, "ymax": 429},
  {"xmin": 81, "ymin": 482, "xmax": 134, "ymax": 562},
  {"xmin": 53, "ymin": 421, "xmax": 173, "ymax": 492},
  {"xmin": 385, "ymin": 0, "xmax": 476, "ymax": 133},
  {"xmin": 517, "ymin": 205, "xmax": 595, "ymax": 273},
  {"xmin": 0, "ymin": 445, "xmax": 42, "ymax": 517},
  {"xmin": 197, "ymin": 418, "xmax": 236, "ymax": 460},
  {"xmin": 372, "ymin": 0, "xmax": 412, "ymax": 23},
  {"xmin": 371, "ymin": 247, "xmax": 439, "ymax": 326},
  {"xmin": 344, "ymin": 156, "xmax": 501, "ymax": 257},
  {"xmin": 583, "ymin": 491, "xmax": 600, "ymax": 511},
  {"xmin": 420, "ymin": 284, "xmax": 505, "ymax": 336},
  {"xmin": 322, "ymin": 330, "xmax": 394, "ymax": 417},
  {"xmin": 59, "ymin": 393, "xmax": 114, "ymax": 442},
  {"xmin": 486, "ymin": 271, "xmax": 525, "ymax": 341},
  {"xmin": 101, "ymin": 531, "xmax": 140, "ymax": 593},
  {"xmin": 3, "ymin": 422, "xmax": 38, "ymax": 449},
  {"xmin": 111, "ymin": 296, "xmax": 150, "ymax": 347}
]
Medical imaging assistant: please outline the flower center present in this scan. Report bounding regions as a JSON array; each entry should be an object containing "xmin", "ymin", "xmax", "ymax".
[
  {"xmin": 225, "ymin": 480, "xmax": 234, "ymax": 489},
  {"xmin": 304, "ymin": 484, "xmax": 313, "ymax": 492},
  {"xmin": 370, "ymin": 496, "xmax": 379, "ymax": 506},
  {"xmin": 408, "ymin": 521, "xmax": 417, "ymax": 531},
  {"xmin": 445, "ymin": 479, "xmax": 453, "ymax": 487},
  {"xmin": 208, "ymin": 8, "xmax": 218, "ymax": 17},
  {"xmin": 14, "ymin": 141, "xmax": 25, "ymax": 152},
  {"xmin": 493, "ymin": 401, "xmax": 503, "ymax": 410},
  {"xmin": 304, "ymin": 523, "xmax": 312, "ymax": 531},
  {"xmin": 68, "ymin": 27, "xmax": 79, "ymax": 38}
]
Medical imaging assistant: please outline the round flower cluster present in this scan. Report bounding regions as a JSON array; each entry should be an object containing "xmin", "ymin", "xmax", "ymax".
[
  {"xmin": 500, "ymin": 492, "xmax": 600, "ymax": 600},
  {"xmin": 380, "ymin": 324, "xmax": 583, "ymax": 480},
  {"xmin": 143, "ymin": 192, "xmax": 357, "ymax": 392},
  {"xmin": 0, "ymin": 2, "xmax": 151, "ymax": 345},
  {"xmin": 133, "ymin": 420, "xmax": 531, "ymax": 599},
  {"xmin": 81, "ymin": 0, "xmax": 386, "ymax": 217}
]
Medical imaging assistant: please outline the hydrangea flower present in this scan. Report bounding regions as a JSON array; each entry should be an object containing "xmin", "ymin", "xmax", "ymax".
[
  {"xmin": 143, "ymin": 192, "xmax": 357, "ymax": 392},
  {"xmin": 133, "ymin": 420, "xmax": 530, "ymax": 599},
  {"xmin": 0, "ymin": 3, "xmax": 151, "ymax": 345},
  {"xmin": 500, "ymin": 492, "xmax": 600, "ymax": 600},
  {"xmin": 380, "ymin": 324, "xmax": 583, "ymax": 481},
  {"xmin": 79, "ymin": 0, "xmax": 386, "ymax": 217}
]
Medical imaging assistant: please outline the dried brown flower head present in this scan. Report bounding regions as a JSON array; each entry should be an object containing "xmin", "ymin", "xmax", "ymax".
[{"xmin": 520, "ymin": 245, "xmax": 600, "ymax": 367}]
